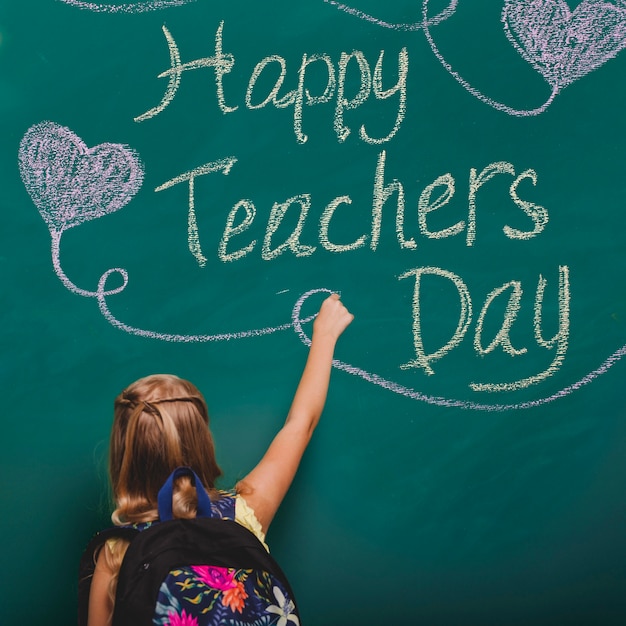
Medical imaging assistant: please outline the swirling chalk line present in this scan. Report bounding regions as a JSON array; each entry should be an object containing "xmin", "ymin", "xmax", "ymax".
[
  {"xmin": 19, "ymin": 120, "xmax": 299, "ymax": 342},
  {"xmin": 421, "ymin": 0, "xmax": 557, "ymax": 116},
  {"xmin": 96, "ymin": 274, "xmax": 302, "ymax": 342},
  {"xmin": 323, "ymin": 0, "xmax": 458, "ymax": 31},
  {"xmin": 331, "ymin": 0, "xmax": 626, "ymax": 117},
  {"xmin": 56, "ymin": 0, "xmax": 626, "ymax": 115},
  {"xmin": 56, "ymin": 0, "xmax": 195, "ymax": 13},
  {"xmin": 292, "ymin": 291, "xmax": 626, "ymax": 412},
  {"xmin": 19, "ymin": 121, "xmax": 626, "ymax": 410},
  {"xmin": 48, "ymin": 237, "xmax": 626, "ymax": 410},
  {"xmin": 53, "ymin": 233, "xmax": 302, "ymax": 342}
]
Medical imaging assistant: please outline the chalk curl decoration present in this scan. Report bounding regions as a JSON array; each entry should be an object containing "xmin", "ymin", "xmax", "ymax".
[
  {"xmin": 291, "ymin": 291, "xmax": 626, "ymax": 412},
  {"xmin": 18, "ymin": 121, "xmax": 302, "ymax": 340},
  {"xmin": 330, "ymin": 0, "xmax": 626, "ymax": 117},
  {"xmin": 324, "ymin": 0, "xmax": 459, "ymax": 31},
  {"xmin": 56, "ymin": 0, "xmax": 196, "ymax": 13},
  {"xmin": 18, "ymin": 122, "xmax": 626, "ymax": 410}
]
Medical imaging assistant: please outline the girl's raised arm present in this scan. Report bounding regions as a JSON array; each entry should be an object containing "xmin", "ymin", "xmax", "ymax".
[{"xmin": 236, "ymin": 293, "xmax": 353, "ymax": 533}]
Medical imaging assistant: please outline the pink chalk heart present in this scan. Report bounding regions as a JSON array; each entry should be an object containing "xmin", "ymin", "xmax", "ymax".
[
  {"xmin": 503, "ymin": 0, "xmax": 626, "ymax": 91},
  {"xmin": 19, "ymin": 121, "xmax": 144, "ymax": 234}
]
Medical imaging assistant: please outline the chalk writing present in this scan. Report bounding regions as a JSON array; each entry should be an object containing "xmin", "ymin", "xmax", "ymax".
[
  {"xmin": 135, "ymin": 22, "xmax": 408, "ymax": 145},
  {"xmin": 400, "ymin": 267, "xmax": 472, "ymax": 377},
  {"xmin": 292, "ymin": 289, "xmax": 626, "ymax": 411},
  {"xmin": 17, "ymin": 1, "xmax": 626, "ymax": 410},
  {"xmin": 470, "ymin": 265, "xmax": 570, "ymax": 392},
  {"xmin": 61, "ymin": 1, "xmax": 626, "ymax": 115},
  {"xmin": 17, "ymin": 118, "xmax": 626, "ymax": 407},
  {"xmin": 155, "ymin": 157, "xmax": 238, "ymax": 268},
  {"xmin": 18, "ymin": 122, "xmax": 309, "ymax": 340},
  {"xmin": 398, "ymin": 265, "xmax": 570, "ymax": 391},
  {"xmin": 157, "ymin": 152, "xmax": 549, "ymax": 266}
]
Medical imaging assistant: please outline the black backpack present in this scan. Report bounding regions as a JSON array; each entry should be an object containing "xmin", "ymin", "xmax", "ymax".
[{"xmin": 78, "ymin": 467, "xmax": 300, "ymax": 626}]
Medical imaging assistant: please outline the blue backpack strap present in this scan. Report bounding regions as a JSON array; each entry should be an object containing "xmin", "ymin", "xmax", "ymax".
[{"xmin": 157, "ymin": 466, "xmax": 214, "ymax": 521}]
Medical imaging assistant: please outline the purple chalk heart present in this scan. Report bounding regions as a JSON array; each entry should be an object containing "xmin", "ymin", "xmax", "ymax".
[
  {"xmin": 503, "ymin": 0, "xmax": 626, "ymax": 91},
  {"xmin": 19, "ymin": 121, "xmax": 144, "ymax": 234}
]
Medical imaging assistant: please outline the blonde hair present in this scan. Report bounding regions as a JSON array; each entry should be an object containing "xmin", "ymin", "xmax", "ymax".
[
  {"xmin": 109, "ymin": 374, "xmax": 222, "ymax": 524},
  {"xmin": 101, "ymin": 374, "xmax": 223, "ymax": 610},
  {"xmin": 100, "ymin": 537, "xmax": 129, "ymax": 613}
]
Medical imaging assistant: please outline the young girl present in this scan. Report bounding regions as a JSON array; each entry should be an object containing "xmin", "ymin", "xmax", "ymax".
[{"xmin": 86, "ymin": 293, "xmax": 353, "ymax": 626}]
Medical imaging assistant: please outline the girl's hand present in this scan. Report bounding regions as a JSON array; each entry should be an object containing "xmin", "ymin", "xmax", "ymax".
[{"xmin": 313, "ymin": 293, "xmax": 354, "ymax": 341}]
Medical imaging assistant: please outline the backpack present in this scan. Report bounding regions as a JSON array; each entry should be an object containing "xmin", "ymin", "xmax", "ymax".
[{"xmin": 78, "ymin": 467, "xmax": 300, "ymax": 626}]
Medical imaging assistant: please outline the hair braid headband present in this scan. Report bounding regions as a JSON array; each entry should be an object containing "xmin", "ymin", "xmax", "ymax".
[
  {"xmin": 120, "ymin": 393, "xmax": 203, "ymax": 406},
  {"xmin": 119, "ymin": 395, "xmax": 208, "ymax": 465},
  {"xmin": 119, "ymin": 393, "xmax": 207, "ymax": 417}
]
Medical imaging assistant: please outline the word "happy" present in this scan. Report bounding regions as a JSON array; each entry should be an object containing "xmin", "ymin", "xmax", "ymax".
[{"xmin": 136, "ymin": 21, "xmax": 408, "ymax": 145}]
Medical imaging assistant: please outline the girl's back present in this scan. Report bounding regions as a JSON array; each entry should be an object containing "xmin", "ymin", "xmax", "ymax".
[{"xmin": 83, "ymin": 294, "xmax": 353, "ymax": 626}]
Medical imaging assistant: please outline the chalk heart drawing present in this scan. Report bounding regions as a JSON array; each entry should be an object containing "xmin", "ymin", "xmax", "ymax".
[
  {"xmin": 17, "ymin": 121, "xmax": 626, "ymax": 410},
  {"xmin": 503, "ymin": 0, "xmax": 626, "ymax": 91},
  {"xmin": 18, "ymin": 121, "xmax": 144, "ymax": 235}
]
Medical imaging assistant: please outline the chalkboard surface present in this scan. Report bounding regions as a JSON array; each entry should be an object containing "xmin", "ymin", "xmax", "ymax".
[{"xmin": 2, "ymin": 1, "xmax": 626, "ymax": 623}]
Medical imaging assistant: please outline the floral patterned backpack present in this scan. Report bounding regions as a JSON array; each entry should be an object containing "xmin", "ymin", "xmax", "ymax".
[{"xmin": 78, "ymin": 467, "xmax": 300, "ymax": 626}]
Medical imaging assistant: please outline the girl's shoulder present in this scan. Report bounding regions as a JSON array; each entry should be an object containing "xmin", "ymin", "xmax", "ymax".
[
  {"xmin": 214, "ymin": 489, "xmax": 268, "ymax": 550},
  {"xmin": 232, "ymin": 492, "xmax": 268, "ymax": 550}
]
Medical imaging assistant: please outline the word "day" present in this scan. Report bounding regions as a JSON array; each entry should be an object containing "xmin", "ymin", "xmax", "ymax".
[
  {"xmin": 155, "ymin": 151, "xmax": 549, "ymax": 267},
  {"xmin": 136, "ymin": 21, "xmax": 408, "ymax": 145},
  {"xmin": 400, "ymin": 264, "xmax": 570, "ymax": 392}
]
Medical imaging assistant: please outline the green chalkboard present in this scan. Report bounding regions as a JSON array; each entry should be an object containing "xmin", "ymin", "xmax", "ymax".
[{"xmin": 2, "ymin": 0, "xmax": 626, "ymax": 623}]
